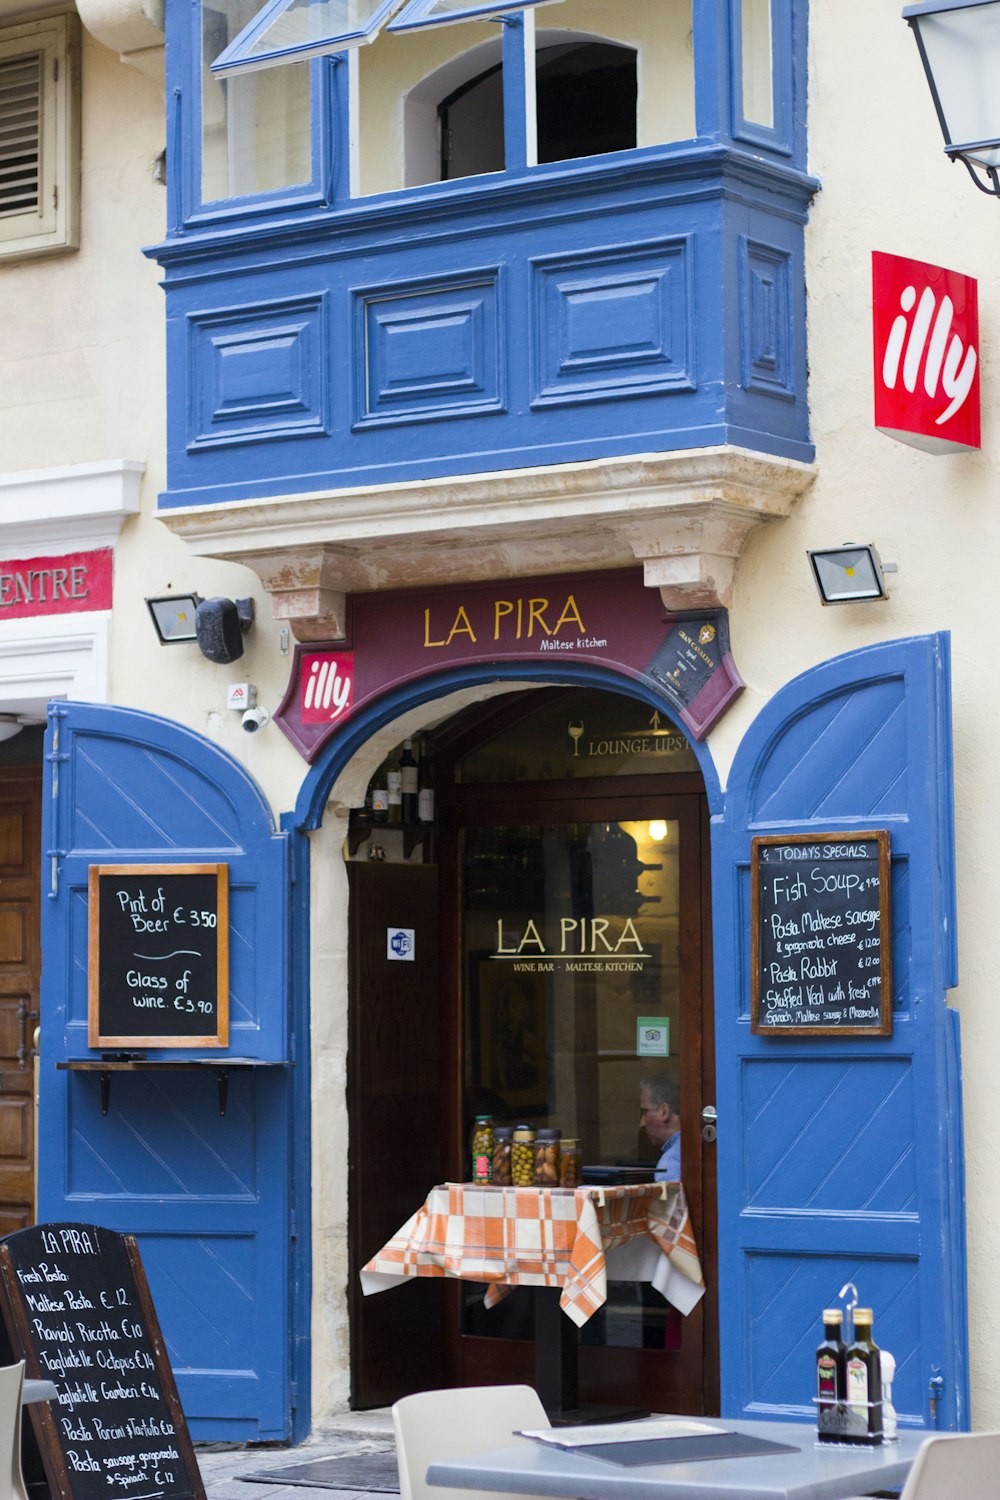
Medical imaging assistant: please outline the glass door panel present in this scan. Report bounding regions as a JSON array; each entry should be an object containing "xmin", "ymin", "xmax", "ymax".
[{"xmin": 461, "ymin": 803, "xmax": 694, "ymax": 1361}]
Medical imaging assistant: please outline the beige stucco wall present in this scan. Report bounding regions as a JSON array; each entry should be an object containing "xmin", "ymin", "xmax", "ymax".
[{"xmin": 4, "ymin": 0, "xmax": 999, "ymax": 1437}]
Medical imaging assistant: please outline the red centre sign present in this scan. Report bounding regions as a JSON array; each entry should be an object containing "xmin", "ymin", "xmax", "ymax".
[
  {"xmin": 0, "ymin": 548, "xmax": 113, "ymax": 620},
  {"xmin": 872, "ymin": 251, "xmax": 980, "ymax": 454}
]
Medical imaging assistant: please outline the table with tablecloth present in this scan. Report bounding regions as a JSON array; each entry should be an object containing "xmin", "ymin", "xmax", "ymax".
[{"xmin": 360, "ymin": 1181, "xmax": 704, "ymax": 1327}]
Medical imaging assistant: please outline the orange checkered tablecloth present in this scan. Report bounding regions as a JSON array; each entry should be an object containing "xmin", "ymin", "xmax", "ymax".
[{"xmin": 360, "ymin": 1182, "xmax": 704, "ymax": 1328}]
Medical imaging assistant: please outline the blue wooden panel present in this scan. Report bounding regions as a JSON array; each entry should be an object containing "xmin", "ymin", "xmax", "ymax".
[
  {"xmin": 40, "ymin": 703, "xmax": 298, "ymax": 1441},
  {"xmin": 714, "ymin": 635, "xmax": 966, "ymax": 1429},
  {"xmin": 531, "ymin": 241, "xmax": 693, "ymax": 406},
  {"xmin": 187, "ymin": 295, "xmax": 329, "ymax": 449},
  {"xmin": 741, "ymin": 238, "xmax": 793, "ymax": 399},
  {"xmin": 743, "ymin": 1058, "xmax": 917, "ymax": 1213},
  {"xmin": 745, "ymin": 1252, "xmax": 923, "ymax": 1422},
  {"xmin": 66, "ymin": 1073, "xmax": 258, "ymax": 1198},
  {"xmin": 153, "ymin": 155, "xmax": 816, "ymax": 508},
  {"xmin": 749, "ymin": 676, "xmax": 909, "ymax": 824},
  {"xmin": 355, "ymin": 273, "xmax": 504, "ymax": 426}
]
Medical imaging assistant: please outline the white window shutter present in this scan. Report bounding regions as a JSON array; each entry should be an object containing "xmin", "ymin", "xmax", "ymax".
[
  {"xmin": 0, "ymin": 53, "xmax": 41, "ymax": 220},
  {"xmin": 0, "ymin": 15, "xmax": 79, "ymax": 259}
]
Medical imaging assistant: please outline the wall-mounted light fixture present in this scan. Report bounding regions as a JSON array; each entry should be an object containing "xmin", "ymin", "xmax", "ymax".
[
  {"xmin": 146, "ymin": 593, "xmax": 255, "ymax": 663},
  {"xmin": 146, "ymin": 593, "xmax": 202, "ymax": 644},
  {"xmin": 904, "ymin": 0, "xmax": 1000, "ymax": 196},
  {"xmin": 807, "ymin": 545, "xmax": 897, "ymax": 605}
]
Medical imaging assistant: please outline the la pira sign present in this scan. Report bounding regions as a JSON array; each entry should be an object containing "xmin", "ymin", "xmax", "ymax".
[
  {"xmin": 751, "ymin": 831, "xmax": 893, "ymax": 1037},
  {"xmin": 0, "ymin": 1222, "xmax": 205, "ymax": 1500},
  {"xmin": 88, "ymin": 865, "xmax": 229, "ymax": 1049}
]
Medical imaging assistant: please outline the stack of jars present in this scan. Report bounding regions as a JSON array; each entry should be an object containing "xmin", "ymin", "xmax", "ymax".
[{"xmin": 471, "ymin": 1118, "xmax": 583, "ymax": 1187}]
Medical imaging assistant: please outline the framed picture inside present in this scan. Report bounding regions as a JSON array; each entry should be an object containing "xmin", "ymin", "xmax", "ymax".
[{"xmin": 473, "ymin": 956, "xmax": 549, "ymax": 1114}]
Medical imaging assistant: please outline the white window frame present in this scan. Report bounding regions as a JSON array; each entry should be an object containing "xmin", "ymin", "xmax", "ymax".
[
  {"xmin": 0, "ymin": 14, "xmax": 79, "ymax": 261},
  {"xmin": 210, "ymin": 0, "xmax": 562, "ymax": 80}
]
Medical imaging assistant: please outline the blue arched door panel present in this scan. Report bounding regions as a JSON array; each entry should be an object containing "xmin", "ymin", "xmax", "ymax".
[
  {"xmin": 714, "ymin": 635, "xmax": 966, "ymax": 1428},
  {"xmin": 39, "ymin": 702, "xmax": 295, "ymax": 1440}
]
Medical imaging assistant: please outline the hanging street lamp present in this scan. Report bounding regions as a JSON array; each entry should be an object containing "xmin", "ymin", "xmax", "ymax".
[{"xmin": 904, "ymin": 0, "xmax": 1000, "ymax": 195}]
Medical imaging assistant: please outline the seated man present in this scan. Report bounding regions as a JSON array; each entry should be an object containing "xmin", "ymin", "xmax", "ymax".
[{"xmin": 640, "ymin": 1072, "xmax": 681, "ymax": 1181}]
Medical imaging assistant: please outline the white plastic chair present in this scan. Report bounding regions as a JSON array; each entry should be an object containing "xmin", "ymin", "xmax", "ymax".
[
  {"xmin": 0, "ymin": 1362, "xmax": 27, "ymax": 1500},
  {"xmin": 851, "ymin": 1430, "xmax": 1000, "ymax": 1500},
  {"xmin": 392, "ymin": 1384, "xmax": 551, "ymax": 1500}
]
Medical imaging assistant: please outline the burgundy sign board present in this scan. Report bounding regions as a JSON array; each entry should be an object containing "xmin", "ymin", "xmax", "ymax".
[
  {"xmin": 274, "ymin": 570, "xmax": 743, "ymax": 762},
  {"xmin": 872, "ymin": 250, "xmax": 980, "ymax": 454}
]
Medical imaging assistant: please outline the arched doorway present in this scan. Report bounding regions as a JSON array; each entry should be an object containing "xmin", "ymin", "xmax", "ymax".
[{"xmin": 347, "ymin": 684, "xmax": 718, "ymax": 1415}]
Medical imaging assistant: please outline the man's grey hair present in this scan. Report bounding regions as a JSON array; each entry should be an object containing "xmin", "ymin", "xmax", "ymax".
[{"xmin": 641, "ymin": 1072, "xmax": 679, "ymax": 1113}]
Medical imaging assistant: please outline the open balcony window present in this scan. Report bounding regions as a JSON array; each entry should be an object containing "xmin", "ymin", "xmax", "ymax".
[
  {"xmin": 211, "ymin": 0, "xmax": 563, "ymax": 78},
  {"xmin": 360, "ymin": 0, "xmax": 692, "ymax": 196},
  {"xmin": 202, "ymin": 0, "xmax": 312, "ymax": 200}
]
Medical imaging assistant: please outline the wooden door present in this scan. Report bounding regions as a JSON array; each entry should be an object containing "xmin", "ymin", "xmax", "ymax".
[
  {"xmin": 348, "ymin": 862, "xmax": 449, "ymax": 1408},
  {"xmin": 442, "ymin": 780, "xmax": 717, "ymax": 1416},
  {"xmin": 0, "ymin": 769, "xmax": 41, "ymax": 1234}
]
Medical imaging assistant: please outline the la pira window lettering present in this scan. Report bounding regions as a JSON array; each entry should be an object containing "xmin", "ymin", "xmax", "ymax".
[{"xmin": 751, "ymin": 831, "xmax": 892, "ymax": 1037}]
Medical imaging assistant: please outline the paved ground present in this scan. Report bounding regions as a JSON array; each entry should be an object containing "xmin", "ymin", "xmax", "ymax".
[{"xmin": 194, "ymin": 1410, "xmax": 399, "ymax": 1500}]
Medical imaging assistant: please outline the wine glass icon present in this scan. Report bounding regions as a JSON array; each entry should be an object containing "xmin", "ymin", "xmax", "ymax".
[{"xmin": 567, "ymin": 722, "xmax": 584, "ymax": 757}]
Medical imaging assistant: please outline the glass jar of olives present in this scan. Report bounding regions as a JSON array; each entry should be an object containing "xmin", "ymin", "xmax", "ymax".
[
  {"xmin": 534, "ymin": 1128, "xmax": 561, "ymax": 1186},
  {"xmin": 559, "ymin": 1139, "xmax": 582, "ymax": 1188},
  {"xmin": 492, "ymin": 1126, "xmax": 512, "ymax": 1186},
  {"xmin": 512, "ymin": 1124, "xmax": 536, "ymax": 1186},
  {"xmin": 471, "ymin": 1115, "xmax": 494, "ymax": 1182}
]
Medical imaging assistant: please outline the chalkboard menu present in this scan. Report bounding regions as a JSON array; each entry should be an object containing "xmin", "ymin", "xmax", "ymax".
[
  {"xmin": 88, "ymin": 865, "xmax": 229, "ymax": 1049},
  {"xmin": 0, "ymin": 1223, "xmax": 205, "ymax": 1500},
  {"xmin": 751, "ymin": 831, "xmax": 892, "ymax": 1037}
]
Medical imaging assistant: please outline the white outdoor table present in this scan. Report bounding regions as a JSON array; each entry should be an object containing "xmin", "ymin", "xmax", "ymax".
[
  {"xmin": 426, "ymin": 1416, "xmax": 928, "ymax": 1500},
  {"xmin": 22, "ymin": 1380, "xmax": 57, "ymax": 1405}
]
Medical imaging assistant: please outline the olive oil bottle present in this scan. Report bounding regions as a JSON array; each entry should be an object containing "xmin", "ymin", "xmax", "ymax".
[
  {"xmin": 816, "ymin": 1308, "xmax": 847, "ymax": 1442},
  {"xmin": 846, "ymin": 1308, "xmax": 883, "ymax": 1444}
]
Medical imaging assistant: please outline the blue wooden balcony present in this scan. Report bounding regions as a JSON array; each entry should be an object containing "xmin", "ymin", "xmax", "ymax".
[{"xmin": 151, "ymin": 1, "xmax": 816, "ymax": 512}]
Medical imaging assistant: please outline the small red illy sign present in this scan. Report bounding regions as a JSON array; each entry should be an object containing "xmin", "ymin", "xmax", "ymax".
[
  {"xmin": 300, "ymin": 650, "xmax": 355, "ymax": 725},
  {"xmin": 872, "ymin": 251, "xmax": 980, "ymax": 454}
]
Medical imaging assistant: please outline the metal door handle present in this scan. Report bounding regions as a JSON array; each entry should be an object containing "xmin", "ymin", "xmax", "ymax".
[{"xmin": 701, "ymin": 1104, "xmax": 717, "ymax": 1143}]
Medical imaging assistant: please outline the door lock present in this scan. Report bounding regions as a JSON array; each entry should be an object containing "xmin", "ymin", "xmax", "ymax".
[{"xmin": 701, "ymin": 1105, "xmax": 717, "ymax": 1143}]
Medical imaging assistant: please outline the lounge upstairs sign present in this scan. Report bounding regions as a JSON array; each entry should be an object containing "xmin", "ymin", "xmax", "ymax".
[{"xmin": 872, "ymin": 250, "xmax": 980, "ymax": 453}]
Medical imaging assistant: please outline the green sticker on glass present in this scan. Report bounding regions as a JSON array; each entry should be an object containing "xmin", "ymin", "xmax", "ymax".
[{"xmin": 637, "ymin": 1017, "xmax": 669, "ymax": 1057}]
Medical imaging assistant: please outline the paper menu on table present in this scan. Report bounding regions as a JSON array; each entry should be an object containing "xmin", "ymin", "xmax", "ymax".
[{"xmin": 516, "ymin": 1418, "xmax": 722, "ymax": 1449}]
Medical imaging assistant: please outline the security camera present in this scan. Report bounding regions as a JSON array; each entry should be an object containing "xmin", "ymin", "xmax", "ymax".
[{"xmin": 241, "ymin": 706, "xmax": 270, "ymax": 733}]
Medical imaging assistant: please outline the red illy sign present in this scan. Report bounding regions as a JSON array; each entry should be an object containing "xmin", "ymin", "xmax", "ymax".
[{"xmin": 872, "ymin": 251, "xmax": 980, "ymax": 454}]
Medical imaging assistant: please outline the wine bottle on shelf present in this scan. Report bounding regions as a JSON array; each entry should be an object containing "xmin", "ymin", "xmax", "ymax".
[
  {"xmin": 816, "ymin": 1308, "xmax": 847, "ymax": 1443},
  {"xmin": 371, "ymin": 762, "xmax": 389, "ymax": 825},
  {"xmin": 400, "ymin": 738, "xmax": 418, "ymax": 824},
  {"xmin": 846, "ymin": 1308, "xmax": 883, "ymax": 1445},
  {"xmin": 418, "ymin": 749, "xmax": 435, "ymax": 824},
  {"xmin": 386, "ymin": 748, "xmax": 402, "ymax": 826}
]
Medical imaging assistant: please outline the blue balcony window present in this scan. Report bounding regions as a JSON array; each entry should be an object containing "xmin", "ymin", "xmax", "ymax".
[
  {"xmin": 202, "ymin": 0, "xmax": 314, "ymax": 202},
  {"xmin": 211, "ymin": 0, "xmax": 565, "ymax": 78}
]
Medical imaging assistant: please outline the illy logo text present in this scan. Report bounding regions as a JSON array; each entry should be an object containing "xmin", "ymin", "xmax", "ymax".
[
  {"xmin": 302, "ymin": 653, "xmax": 354, "ymax": 724},
  {"xmin": 872, "ymin": 251, "xmax": 980, "ymax": 453},
  {"xmin": 881, "ymin": 283, "xmax": 977, "ymax": 426}
]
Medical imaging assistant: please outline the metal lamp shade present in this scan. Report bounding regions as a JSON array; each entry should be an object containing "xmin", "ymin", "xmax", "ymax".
[{"xmin": 906, "ymin": 0, "xmax": 1000, "ymax": 177}]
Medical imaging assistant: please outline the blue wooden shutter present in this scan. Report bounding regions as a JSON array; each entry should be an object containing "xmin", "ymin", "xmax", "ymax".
[
  {"xmin": 713, "ymin": 633, "xmax": 967, "ymax": 1429},
  {"xmin": 38, "ymin": 701, "xmax": 294, "ymax": 1440}
]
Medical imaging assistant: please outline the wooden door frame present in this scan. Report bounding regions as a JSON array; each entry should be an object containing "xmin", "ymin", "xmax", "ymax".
[{"xmin": 437, "ymin": 773, "xmax": 718, "ymax": 1414}]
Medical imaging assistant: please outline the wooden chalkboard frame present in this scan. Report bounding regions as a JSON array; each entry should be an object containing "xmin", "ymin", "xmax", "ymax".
[
  {"xmin": 0, "ymin": 1230, "xmax": 207, "ymax": 1500},
  {"xmin": 750, "ymin": 830, "xmax": 893, "ymax": 1038},
  {"xmin": 88, "ymin": 863, "xmax": 229, "ymax": 1049}
]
